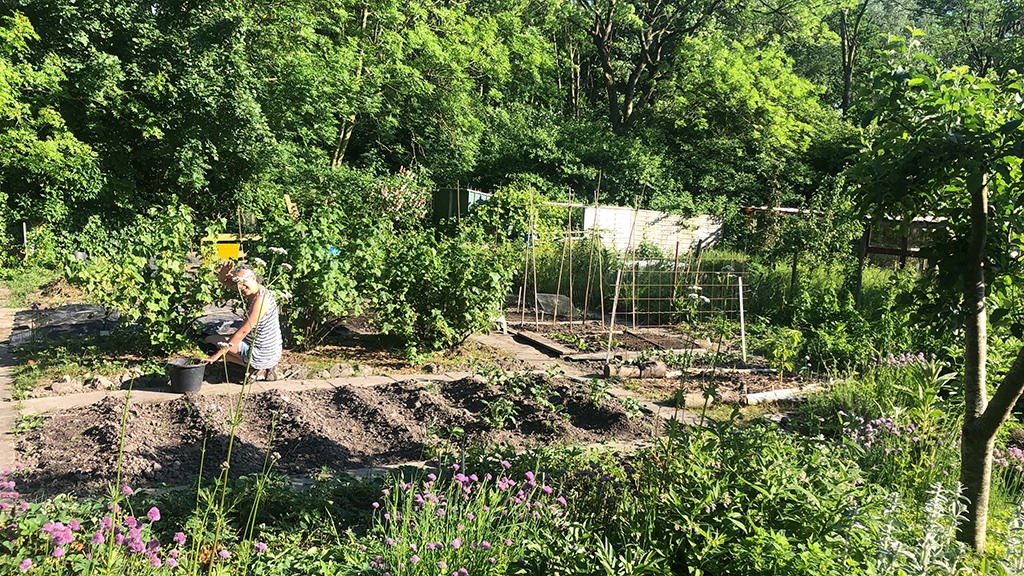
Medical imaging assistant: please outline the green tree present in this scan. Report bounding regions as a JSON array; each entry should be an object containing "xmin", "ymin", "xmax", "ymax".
[
  {"xmin": 850, "ymin": 34, "xmax": 1024, "ymax": 551},
  {"xmin": 0, "ymin": 11, "xmax": 101, "ymax": 245}
]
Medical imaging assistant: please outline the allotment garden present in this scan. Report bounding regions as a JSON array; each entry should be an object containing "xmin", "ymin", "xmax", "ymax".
[{"xmin": 3, "ymin": 1, "xmax": 1024, "ymax": 573}]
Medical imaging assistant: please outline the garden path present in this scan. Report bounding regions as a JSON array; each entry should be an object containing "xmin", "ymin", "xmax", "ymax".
[{"xmin": 0, "ymin": 287, "xmax": 19, "ymax": 471}]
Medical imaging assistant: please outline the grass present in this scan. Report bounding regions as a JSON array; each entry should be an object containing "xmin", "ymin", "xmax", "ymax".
[{"xmin": 0, "ymin": 265, "xmax": 64, "ymax": 308}]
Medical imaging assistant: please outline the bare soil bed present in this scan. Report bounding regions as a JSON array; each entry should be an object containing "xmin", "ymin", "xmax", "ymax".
[
  {"xmin": 627, "ymin": 370, "xmax": 812, "ymax": 400},
  {"xmin": 15, "ymin": 374, "xmax": 663, "ymax": 497}
]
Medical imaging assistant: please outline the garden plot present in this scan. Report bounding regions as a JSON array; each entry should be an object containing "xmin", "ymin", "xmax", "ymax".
[{"xmin": 14, "ymin": 373, "xmax": 662, "ymax": 497}]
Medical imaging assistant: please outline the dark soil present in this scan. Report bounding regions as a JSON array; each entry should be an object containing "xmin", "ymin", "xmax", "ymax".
[
  {"xmin": 626, "ymin": 370, "xmax": 811, "ymax": 400},
  {"xmin": 15, "ymin": 374, "xmax": 662, "ymax": 497}
]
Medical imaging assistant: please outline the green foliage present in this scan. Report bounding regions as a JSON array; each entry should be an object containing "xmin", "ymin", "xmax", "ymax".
[
  {"xmin": 759, "ymin": 327, "xmax": 802, "ymax": 379},
  {"xmin": 64, "ymin": 204, "xmax": 220, "ymax": 355},
  {"xmin": 0, "ymin": 265, "xmax": 59, "ymax": 307},
  {"xmin": 374, "ymin": 223, "xmax": 516, "ymax": 356},
  {"xmin": 255, "ymin": 204, "xmax": 385, "ymax": 349}
]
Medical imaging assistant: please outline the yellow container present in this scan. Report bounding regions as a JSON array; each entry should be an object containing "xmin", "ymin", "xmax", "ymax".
[{"xmin": 201, "ymin": 233, "xmax": 260, "ymax": 262}]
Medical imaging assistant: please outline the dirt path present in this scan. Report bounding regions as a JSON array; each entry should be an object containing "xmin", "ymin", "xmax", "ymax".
[{"xmin": 0, "ymin": 287, "xmax": 20, "ymax": 470}]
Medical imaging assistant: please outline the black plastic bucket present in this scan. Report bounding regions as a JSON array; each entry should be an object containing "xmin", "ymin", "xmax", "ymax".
[{"xmin": 167, "ymin": 358, "xmax": 205, "ymax": 393}]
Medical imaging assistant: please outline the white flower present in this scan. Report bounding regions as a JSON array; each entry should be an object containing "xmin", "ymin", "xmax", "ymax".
[
  {"xmin": 690, "ymin": 285, "xmax": 702, "ymax": 291},
  {"xmin": 253, "ymin": 257, "xmax": 267, "ymax": 267},
  {"xmin": 216, "ymin": 341, "xmax": 232, "ymax": 348},
  {"xmin": 699, "ymin": 295, "xmax": 711, "ymax": 304},
  {"xmin": 281, "ymin": 263, "xmax": 293, "ymax": 271},
  {"xmin": 269, "ymin": 247, "xmax": 287, "ymax": 255},
  {"xmin": 721, "ymin": 265, "xmax": 734, "ymax": 271},
  {"xmin": 687, "ymin": 293, "xmax": 699, "ymax": 299},
  {"xmin": 279, "ymin": 395, "xmax": 289, "ymax": 403}
]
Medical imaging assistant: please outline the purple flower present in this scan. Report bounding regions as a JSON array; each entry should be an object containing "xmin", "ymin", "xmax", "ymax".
[
  {"xmin": 451, "ymin": 538, "xmax": 462, "ymax": 549},
  {"xmin": 91, "ymin": 531, "xmax": 105, "ymax": 545},
  {"xmin": 218, "ymin": 550, "xmax": 230, "ymax": 559},
  {"xmin": 501, "ymin": 460, "xmax": 511, "ymax": 469},
  {"xmin": 481, "ymin": 541, "xmax": 491, "ymax": 550},
  {"xmin": 19, "ymin": 559, "xmax": 31, "ymax": 573},
  {"xmin": 167, "ymin": 558, "xmax": 178, "ymax": 568},
  {"xmin": 173, "ymin": 532, "xmax": 186, "ymax": 545},
  {"xmin": 101, "ymin": 517, "xmax": 113, "ymax": 532},
  {"xmin": 147, "ymin": 507, "xmax": 161, "ymax": 522},
  {"xmin": 438, "ymin": 561, "xmax": 447, "ymax": 569},
  {"xmin": 68, "ymin": 520, "xmax": 80, "ymax": 531},
  {"xmin": 150, "ymin": 556, "xmax": 162, "ymax": 567},
  {"xmin": 372, "ymin": 502, "xmax": 379, "ymax": 509},
  {"xmin": 53, "ymin": 547, "xmax": 66, "ymax": 558},
  {"xmin": 120, "ymin": 485, "xmax": 133, "ymax": 496},
  {"xmin": 410, "ymin": 555, "xmax": 420, "ymax": 564},
  {"xmin": 459, "ymin": 569, "xmax": 468, "ymax": 576}
]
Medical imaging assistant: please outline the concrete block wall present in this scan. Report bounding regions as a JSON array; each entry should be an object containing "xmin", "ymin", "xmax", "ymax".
[{"xmin": 582, "ymin": 206, "xmax": 722, "ymax": 256}]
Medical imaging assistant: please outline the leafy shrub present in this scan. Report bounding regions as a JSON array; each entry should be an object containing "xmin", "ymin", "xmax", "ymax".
[
  {"xmin": 64, "ymin": 203, "xmax": 221, "ymax": 355},
  {"xmin": 255, "ymin": 204, "xmax": 390, "ymax": 348},
  {"xmin": 374, "ymin": 224, "xmax": 516, "ymax": 356}
]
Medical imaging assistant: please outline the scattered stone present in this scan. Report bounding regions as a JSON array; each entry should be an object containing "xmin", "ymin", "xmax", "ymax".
[
  {"xmin": 422, "ymin": 363, "xmax": 439, "ymax": 374},
  {"xmin": 314, "ymin": 368, "xmax": 332, "ymax": 379},
  {"xmin": 50, "ymin": 375, "xmax": 82, "ymax": 395},
  {"xmin": 279, "ymin": 364, "xmax": 308, "ymax": 380},
  {"xmin": 465, "ymin": 374, "xmax": 489, "ymax": 386},
  {"xmin": 329, "ymin": 363, "xmax": 354, "ymax": 378},
  {"xmin": 86, "ymin": 375, "xmax": 115, "ymax": 390},
  {"xmin": 354, "ymin": 364, "xmax": 373, "ymax": 376}
]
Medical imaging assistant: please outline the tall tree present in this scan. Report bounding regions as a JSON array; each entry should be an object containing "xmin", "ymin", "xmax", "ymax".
[
  {"xmin": 851, "ymin": 36, "xmax": 1024, "ymax": 552},
  {"xmin": 0, "ymin": 11, "xmax": 100, "ymax": 236},
  {"xmin": 916, "ymin": 0, "xmax": 1024, "ymax": 74},
  {"xmin": 573, "ymin": 0, "xmax": 730, "ymax": 135}
]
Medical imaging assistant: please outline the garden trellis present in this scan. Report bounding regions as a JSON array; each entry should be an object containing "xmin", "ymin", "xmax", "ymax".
[{"xmin": 505, "ymin": 190, "xmax": 746, "ymax": 356}]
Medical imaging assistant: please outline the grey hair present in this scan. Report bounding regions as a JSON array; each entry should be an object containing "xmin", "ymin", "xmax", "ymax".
[{"xmin": 232, "ymin": 264, "xmax": 263, "ymax": 284}]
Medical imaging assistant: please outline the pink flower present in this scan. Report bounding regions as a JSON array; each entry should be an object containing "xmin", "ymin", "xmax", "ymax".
[
  {"xmin": 218, "ymin": 550, "xmax": 230, "ymax": 559},
  {"xmin": 167, "ymin": 558, "xmax": 178, "ymax": 568},
  {"xmin": 120, "ymin": 485, "xmax": 133, "ymax": 496},
  {"xmin": 53, "ymin": 547, "xmax": 66, "ymax": 558},
  {"xmin": 91, "ymin": 531, "xmax": 105, "ymax": 545},
  {"xmin": 173, "ymin": 532, "xmax": 187, "ymax": 545},
  {"xmin": 150, "ymin": 556, "xmax": 162, "ymax": 567},
  {"xmin": 254, "ymin": 542, "xmax": 268, "ymax": 554},
  {"xmin": 19, "ymin": 559, "xmax": 31, "ymax": 572},
  {"xmin": 147, "ymin": 507, "xmax": 161, "ymax": 522}
]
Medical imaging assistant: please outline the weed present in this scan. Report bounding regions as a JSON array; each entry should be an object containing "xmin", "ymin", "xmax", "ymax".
[
  {"xmin": 621, "ymin": 396, "xmax": 644, "ymax": 419},
  {"xmin": 11, "ymin": 413, "xmax": 44, "ymax": 436},
  {"xmin": 586, "ymin": 379, "xmax": 612, "ymax": 408},
  {"xmin": 480, "ymin": 398, "xmax": 519, "ymax": 428}
]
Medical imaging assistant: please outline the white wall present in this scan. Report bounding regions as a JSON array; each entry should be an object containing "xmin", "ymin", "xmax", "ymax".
[{"xmin": 582, "ymin": 206, "xmax": 722, "ymax": 255}]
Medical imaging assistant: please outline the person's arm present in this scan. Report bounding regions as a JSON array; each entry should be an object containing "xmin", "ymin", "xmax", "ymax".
[
  {"xmin": 203, "ymin": 291, "xmax": 270, "ymax": 362},
  {"xmin": 216, "ymin": 259, "xmax": 237, "ymax": 289}
]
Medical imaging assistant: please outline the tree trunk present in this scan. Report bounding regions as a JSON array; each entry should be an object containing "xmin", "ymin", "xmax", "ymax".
[
  {"xmin": 331, "ymin": 115, "xmax": 356, "ymax": 168},
  {"xmin": 958, "ymin": 172, "xmax": 989, "ymax": 552},
  {"xmin": 839, "ymin": 1, "xmax": 870, "ymax": 115}
]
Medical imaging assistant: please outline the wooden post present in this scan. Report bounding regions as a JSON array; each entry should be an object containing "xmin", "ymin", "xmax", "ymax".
[
  {"xmin": 739, "ymin": 275, "xmax": 747, "ymax": 363},
  {"xmin": 854, "ymin": 223, "xmax": 870, "ymax": 304}
]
